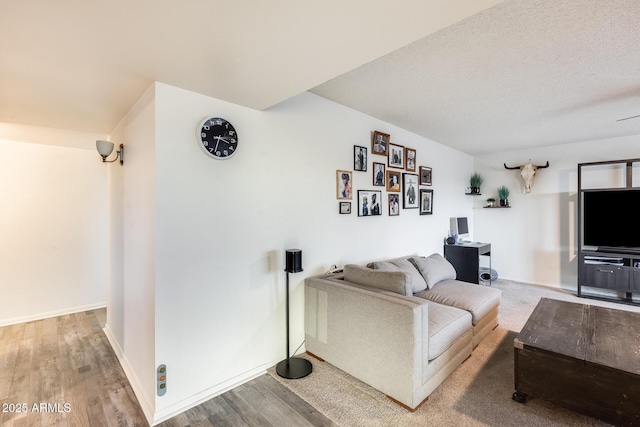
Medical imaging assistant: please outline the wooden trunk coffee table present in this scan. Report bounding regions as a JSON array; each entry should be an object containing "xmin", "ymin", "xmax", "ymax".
[{"xmin": 513, "ymin": 298, "xmax": 640, "ymax": 426}]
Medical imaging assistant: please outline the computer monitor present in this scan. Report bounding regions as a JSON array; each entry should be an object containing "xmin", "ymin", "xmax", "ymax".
[{"xmin": 449, "ymin": 217, "xmax": 469, "ymax": 241}]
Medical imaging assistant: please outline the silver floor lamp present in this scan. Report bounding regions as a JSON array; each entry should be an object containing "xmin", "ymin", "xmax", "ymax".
[{"xmin": 276, "ymin": 249, "xmax": 313, "ymax": 379}]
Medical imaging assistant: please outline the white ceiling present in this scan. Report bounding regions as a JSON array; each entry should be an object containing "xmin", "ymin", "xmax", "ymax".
[
  {"xmin": 2, "ymin": 0, "xmax": 639, "ymax": 155},
  {"xmin": 311, "ymin": 0, "xmax": 640, "ymax": 154},
  {"xmin": 0, "ymin": 0, "xmax": 500, "ymax": 134}
]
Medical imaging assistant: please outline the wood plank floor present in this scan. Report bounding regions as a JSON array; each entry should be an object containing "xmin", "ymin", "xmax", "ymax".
[
  {"xmin": 158, "ymin": 375, "xmax": 335, "ymax": 427},
  {"xmin": 0, "ymin": 309, "xmax": 335, "ymax": 427},
  {"xmin": 0, "ymin": 309, "xmax": 147, "ymax": 427}
]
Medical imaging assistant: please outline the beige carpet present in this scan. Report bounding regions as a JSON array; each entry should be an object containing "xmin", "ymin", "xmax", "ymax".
[{"xmin": 269, "ymin": 280, "xmax": 640, "ymax": 426}]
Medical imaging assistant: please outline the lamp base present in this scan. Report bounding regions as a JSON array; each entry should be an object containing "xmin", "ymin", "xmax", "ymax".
[{"xmin": 276, "ymin": 357, "xmax": 312, "ymax": 379}]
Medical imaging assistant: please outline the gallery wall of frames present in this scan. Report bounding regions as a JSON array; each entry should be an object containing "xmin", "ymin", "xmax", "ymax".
[{"xmin": 337, "ymin": 130, "xmax": 433, "ymax": 217}]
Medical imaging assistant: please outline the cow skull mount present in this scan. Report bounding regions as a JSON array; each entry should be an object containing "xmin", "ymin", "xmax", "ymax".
[{"xmin": 503, "ymin": 160, "xmax": 549, "ymax": 194}]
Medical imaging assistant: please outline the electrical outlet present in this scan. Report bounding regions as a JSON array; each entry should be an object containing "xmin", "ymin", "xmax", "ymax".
[{"xmin": 157, "ymin": 364, "xmax": 167, "ymax": 396}]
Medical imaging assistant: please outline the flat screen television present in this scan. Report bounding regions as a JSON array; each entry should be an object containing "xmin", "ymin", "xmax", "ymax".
[{"xmin": 583, "ymin": 189, "xmax": 640, "ymax": 251}]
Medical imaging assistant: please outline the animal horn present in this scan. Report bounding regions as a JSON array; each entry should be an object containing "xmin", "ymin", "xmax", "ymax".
[
  {"xmin": 504, "ymin": 163, "xmax": 523, "ymax": 170},
  {"xmin": 534, "ymin": 161, "xmax": 550, "ymax": 169}
]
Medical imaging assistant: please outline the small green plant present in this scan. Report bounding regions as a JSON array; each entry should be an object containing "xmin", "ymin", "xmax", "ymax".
[
  {"xmin": 470, "ymin": 173, "xmax": 483, "ymax": 188},
  {"xmin": 498, "ymin": 185, "xmax": 510, "ymax": 200},
  {"xmin": 486, "ymin": 198, "xmax": 495, "ymax": 203}
]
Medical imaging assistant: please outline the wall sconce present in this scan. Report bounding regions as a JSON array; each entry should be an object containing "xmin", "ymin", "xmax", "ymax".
[{"xmin": 96, "ymin": 140, "xmax": 124, "ymax": 165}]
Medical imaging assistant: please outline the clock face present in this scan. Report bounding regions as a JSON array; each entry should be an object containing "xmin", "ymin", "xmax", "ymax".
[{"xmin": 197, "ymin": 117, "xmax": 238, "ymax": 159}]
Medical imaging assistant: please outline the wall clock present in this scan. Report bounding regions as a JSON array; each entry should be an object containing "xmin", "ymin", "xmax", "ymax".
[{"xmin": 196, "ymin": 117, "xmax": 238, "ymax": 159}]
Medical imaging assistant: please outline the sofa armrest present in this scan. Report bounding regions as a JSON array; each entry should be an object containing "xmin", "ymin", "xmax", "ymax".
[{"xmin": 305, "ymin": 275, "xmax": 429, "ymax": 408}]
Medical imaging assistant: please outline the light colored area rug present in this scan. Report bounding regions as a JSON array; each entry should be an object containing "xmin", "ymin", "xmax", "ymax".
[{"xmin": 269, "ymin": 280, "xmax": 640, "ymax": 426}]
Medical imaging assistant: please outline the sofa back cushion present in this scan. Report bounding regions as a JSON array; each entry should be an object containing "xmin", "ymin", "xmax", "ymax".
[
  {"xmin": 368, "ymin": 258, "xmax": 428, "ymax": 293},
  {"xmin": 343, "ymin": 264, "xmax": 413, "ymax": 296},
  {"xmin": 410, "ymin": 254, "xmax": 457, "ymax": 289}
]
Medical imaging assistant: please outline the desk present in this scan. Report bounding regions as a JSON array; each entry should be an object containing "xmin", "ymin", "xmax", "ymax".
[{"xmin": 444, "ymin": 242, "xmax": 491, "ymax": 284}]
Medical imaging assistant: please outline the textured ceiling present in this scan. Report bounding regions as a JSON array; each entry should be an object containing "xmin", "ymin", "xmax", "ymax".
[
  {"xmin": 0, "ymin": 0, "xmax": 501, "ymax": 135},
  {"xmin": 311, "ymin": 0, "xmax": 640, "ymax": 155},
  {"xmin": 2, "ymin": 0, "xmax": 638, "ymax": 155}
]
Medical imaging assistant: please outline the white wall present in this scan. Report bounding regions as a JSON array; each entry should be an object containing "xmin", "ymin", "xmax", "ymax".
[
  {"xmin": 103, "ymin": 84, "xmax": 157, "ymax": 422},
  {"xmin": 0, "ymin": 124, "xmax": 108, "ymax": 326},
  {"xmin": 149, "ymin": 83, "xmax": 472, "ymax": 422},
  {"xmin": 473, "ymin": 134, "xmax": 640, "ymax": 290}
]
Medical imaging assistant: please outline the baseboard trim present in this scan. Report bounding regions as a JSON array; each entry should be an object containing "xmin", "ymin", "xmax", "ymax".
[
  {"xmin": 150, "ymin": 365, "xmax": 267, "ymax": 425},
  {"xmin": 0, "ymin": 302, "xmax": 107, "ymax": 327},
  {"xmin": 102, "ymin": 326, "xmax": 155, "ymax": 425},
  {"xmin": 306, "ymin": 350, "xmax": 325, "ymax": 362},
  {"xmin": 386, "ymin": 394, "xmax": 429, "ymax": 412},
  {"xmin": 102, "ymin": 327, "xmax": 268, "ymax": 426}
]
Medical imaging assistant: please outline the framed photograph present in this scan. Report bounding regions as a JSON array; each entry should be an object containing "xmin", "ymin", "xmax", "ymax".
[
  {"xmin": 405, "ymin": 148, "xmax": 416, "ymax": 172},
  {"xmin": 386, "ymin": 170, "xmax": 401, "ymax": 192},
  {"xmin": 336, "ymin": 170, "xmax": 353, "ymax": 199},
  {"xmin": 372, "ymin": 131, "xmax": 389, "ymax": 155},
  {"xmin": 420, "ymin": 189, "xmax": 433, "ymax": 215},
  {"xmin": 402, "ymin": 173, "xmax": 419, "ymax": 209},
  {"xmin": 339, "ymin": 202, "xmax": 351, "ymax": 214},
  {"xmin": 373, "ymin": 162, "xmax": 385, "ymax": 186},
  {"xmin": 388, "ymin": 143, "xmax": 404, "ymax": 169},
  {"xmin": 357, "ymin": 190, "xmax": 382, "ymax": 217},
  {"xmin": 420, "ymin": 166, "xmax": 432, "ymax": 186},
  {"xmin": 388, "ymin": 194, "xmax": 400, "ymax": 216},
  {"xmin": 354, "ymin": 145, "xmax": 367, "ymax": 172}
]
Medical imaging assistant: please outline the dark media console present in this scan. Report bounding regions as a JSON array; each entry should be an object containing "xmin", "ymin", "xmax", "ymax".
[
  {"xmin": 580, "ymin": 251, "xmax": 640, "ymax": 302},
  {"xmin": 577, "ymin": 158, "xmax": 640, "ymax": 305}
]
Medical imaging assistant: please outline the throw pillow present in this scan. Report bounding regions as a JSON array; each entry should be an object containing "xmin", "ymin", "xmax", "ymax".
[
  {"xmin": 343, "ymin": 264, "xmax": 413, "ymax": 296},
  {"xmin": 369, "ymin": 259, "xmax": 428, "ymax": 293},
  {"xmin": 409, "ymin": 254, "xmax": 457, "ymax": 289}
]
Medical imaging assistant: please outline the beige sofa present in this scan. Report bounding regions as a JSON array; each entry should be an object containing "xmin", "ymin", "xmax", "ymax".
[{"xmin": 304, "ymin": 254, "xmax": 501, "ymax": 410}]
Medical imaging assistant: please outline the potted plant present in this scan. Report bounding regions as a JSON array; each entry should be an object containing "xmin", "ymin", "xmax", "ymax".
[
  {"xmin": 469, "ymin": 173, "xmax": 483, "ymax": 194},
  {"xmin": 486, "ymin": 197, "xmax": 495, "ymax": 208},
  {"xmin": 498, "ymin": 185, "xmax": 510, "ymax": 207}
]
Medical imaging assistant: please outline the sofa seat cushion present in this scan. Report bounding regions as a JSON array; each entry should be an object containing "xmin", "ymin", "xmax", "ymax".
[
  {"xmin": 426, "ymin": 301, "xmax": 472, "ymax": 361},
  {"xmin": 416, "ymin": 280, "xmax": 501, "ymax": 326},
  {"xmin": 343, "ymin": 264, "xmax": 413, "ymax": 296},
  {"xmin": 368, "ymin": 258, "xmax": 428, "ymax": 293}
]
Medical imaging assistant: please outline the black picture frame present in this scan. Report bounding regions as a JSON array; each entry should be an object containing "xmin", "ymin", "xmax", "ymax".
[
  {"xmin": 357, "ymin": 190, "xmax": 382, "ymax": 217},
  {"xmin": 388, "ymin": 143, "xmax": 404, "ymax": 169},
  {"xmin": 420, "ymin": 189, "xmax": 433, "ymax": 215},
  {"xmin": 339, "ymin": 202, "xmax": 351, "ymax": 214},
  {"xmin": 402, "ymin": 173, "xmax": 419, "ymax": 209},
  {"xmin": 388, "ymin": 194, "xmax": 400, "ymax": 216},
  {"xmin": 354, "ymin": 145, "xmax": 367, "ymax": 172},
  {"xmin": 373, "ymin": 162, "xmax": 385, "ymax": 186},
  {"xmin": 420, "ymin": 166, "xmax": 432, "ymax": 186}
]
